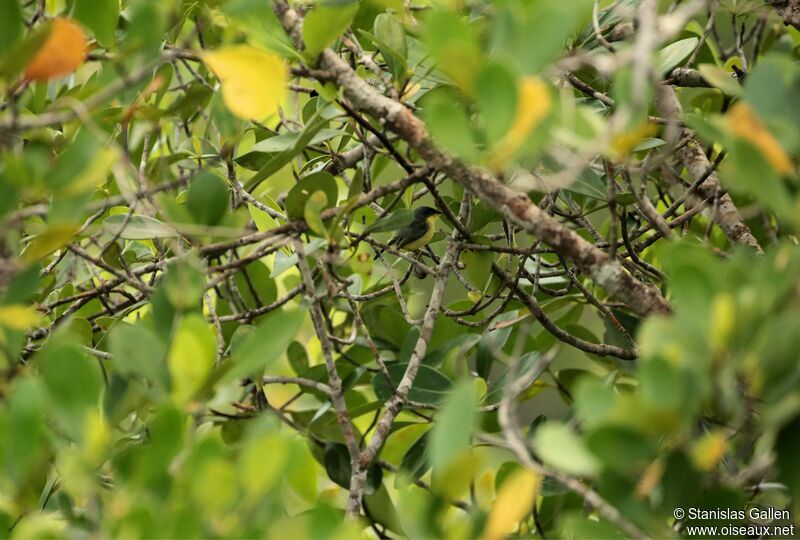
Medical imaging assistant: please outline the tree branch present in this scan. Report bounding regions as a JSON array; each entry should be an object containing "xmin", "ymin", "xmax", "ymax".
[
  {"xmin": 271, "ymin": 0, "xmax": 671, "ymax": 317},
  {"xmin": 656, "ymin": 85, "xmax": 763, "ymax": 253}
]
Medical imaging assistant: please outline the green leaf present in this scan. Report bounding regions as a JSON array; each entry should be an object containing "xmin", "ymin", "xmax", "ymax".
[
  {"xmin": 234, "ymin": 261, "xmax": 278, "ymax": 309},
  {"xmin": 586, "ymin": 426, "xmax": 656, "ymax": 474},
  {"xmin": 270, "ymin": 237, "xmax": 325, "ymax": 278},
  {"xmin": 6, "ymin": 377, "xmax": 46, "ymax": 481},
  {"xmin": 399, "ymin": 431, "xmax": 430, "ymax": 482},
  {"xmin": 122, "ymin": 0, "xmax": 166, "ymax": 60},
  {"xmin": 1, "ymin": 264, "xmax": 40, "ymax": 305},
  {"xmin": 324, "ymin": 443, "xmax": 383, "ymax": 495},
  {"xmin": 103, "ymin": 214, "xmax": 178, "ymax": 240},
  {"xmin": 163, "ymin": 255, "xmax": 206, "ymax": 312},
  {"xmin": 304, "ymin": 190, "xmax": 330, "ymax": 238},
  {"xmin": 429, "ymin": 381, "xmax": 477, "ymax": 470},
  {"xmin": 658, "ymin": 37, "xmax": 699, "ymax": 74},
  {"xmin": 218, "ymin": 308, "xmax": 305, "ymax": 385},
  {"xmin": 743, "ymin": 53, "xmax": 800, "ymax": 152},
  {"xmin": 461, "ymin": 249, "xmax": 493, "ymax": 291},
  {"xmin": 23, "ymin": 224, "xmax": 79, "ymax": 263},
  {"xmin": 248, "ymin": 192, "xmax": 281, "ymax": 223},
  {"xmin": 167, "ymin": 314, "xmax": 217, "ymax": 405},
  {"xmin": 285, "ymin": 171, "xmax": 338, "ymax": 220},
  {"xmin": 603, "ymin": 309, "xmax": 640, "ymax": 349},
  {"xmin": 0, "ymin": 19, "xmax": 51, "ymax": 78},
  {"xmin": 303, "ymin": 1, "xmax": 359, "ymax": 59},
  {"xmin": 560, "ymin": 512, "xmax": 628, "ymax": 540},
  {"xmin": 108, "ymin": 323, "xmax": 169, "ymax": 391},
  {"xmin": 37, "ymin": 336, "xmax": 102, "ymax": 438},
  {"xmin": 363, "ymin": 484, "xmax": 404, "ymax": 535},
  {"xmin": 423, "ymin": 90, "xmax": 477, "ymax": 161},
  {"xmin": 221, "ymin": 0, "xmax": 296, "ymax": 59},
  {"xmin": 633, "ymin": 138, "xmax": 666, "ymax": 152},
  {"xmin": 721, "ymin": 139, "xmax": 793, "ymax": 219},
  {"xmin": 533, "ymin": 422, "xmax": 599, "ymax": 477},
  {"xmin": 237, "ymin": 129, "xmax": 344, "ymax": 169},
  {"xmin": 187, "ymin": 172, "xmax": 230, "ymax": 226},
  {"xmin": 476, "ymin": 62, "xmax": 518, "ymax": 146},
  {"xmin": 0, "ymin": 176, "xmax": 18, "ymax": 220},
  {"xmin": 615, "ymin": 192, "xmax": 636, "ymax": 206},
  {"xmin": 775, "ymin": 416, "xmax": 800, "ymax": 511},
  {"xmin": 0, "ymin": 0, "xmax": 23, "ymax": 53},
  {"xmin": 422, "ymin": 10, "xmax": 482, "ymax": 91},
  {"xmin": 46, "ymin": 132, "xmax": 117, "ymax": 209},
  {"xmin": 244, "ymin": 107, "xmax": 338, "ymax": 190},
  {"xmin": 167, "ymin": 83, "xmax": 213, "ymax": 120},
  {"xmin": 568, "ymin": 167, "xmax": 608, "ymax": 200},
  {"xmin": 239, "ymin": 430, "xmax": 291, "ymax": 497},
  {"xmin": 373, "ymin": 13, "xmax": 408, "ymax": 83},
  {"xmin": 287, "ymin": 341, "xmax": 310, "ymax": 374},
  {"xmin": 373, "ymin": 363, "xmax": 453, "ymax": 404},
  {"xmin": 476, "ymin": 311, "xmax": 517, "ymax": 380},
  {"xmin": 73, "ymin": 0, "xmax": 119, "ymax": 48},
  {"xmin": 639, "ymin": 356, "xmax": 698, "ymax": 418},
  {"xmin": 697, "ymin": 64, "xmax": 742, "ymax": 97},
  {"xmin": 492, "ymin": 0, "xmax": 591, "ymax": 75}
]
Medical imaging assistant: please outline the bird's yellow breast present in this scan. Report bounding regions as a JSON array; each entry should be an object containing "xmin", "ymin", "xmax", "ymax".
[{"xmin": 401, "ymin": 216, "xmax": 437, "ymax": 251}]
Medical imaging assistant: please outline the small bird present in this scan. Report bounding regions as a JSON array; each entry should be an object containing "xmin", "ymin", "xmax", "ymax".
[{"xmin": 373, "ymin": 206, "xmax": 442, "ymax": 260}]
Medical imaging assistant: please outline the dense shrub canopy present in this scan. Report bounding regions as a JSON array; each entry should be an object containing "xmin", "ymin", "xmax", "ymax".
[{"xmin": 1, "ymin": 0, "xmax": 800, "ymax": 538}]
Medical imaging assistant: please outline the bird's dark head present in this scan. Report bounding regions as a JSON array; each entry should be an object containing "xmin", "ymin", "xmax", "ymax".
[{"xmin": 414, "ymin": 206, "xmax": 441, "ymax": 219}]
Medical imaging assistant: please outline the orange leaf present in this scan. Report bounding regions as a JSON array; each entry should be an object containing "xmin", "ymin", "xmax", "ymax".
[
  {"xmin": 727, "ymin": 102, "xmax": 793, "ymax": 175},
  {"xmin": 24, "ymin": 18, "xmax": 88, "ymax": 82}
]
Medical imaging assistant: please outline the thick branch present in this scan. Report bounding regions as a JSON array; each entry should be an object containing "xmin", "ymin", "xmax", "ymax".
[
  {"xmin": 268, "ymin": 1, "xmax": 670, "ymax": 318},
  {"xmin": 770, "ymin": 0, "xmax": 800, "ymax": 30},
  {"xmin": 271, "ymin": 4, "xmax": 670, "ymax": 317},
  {"xmin": 656, "ymin": 85, "xmax": 763, "ymax": 253}
]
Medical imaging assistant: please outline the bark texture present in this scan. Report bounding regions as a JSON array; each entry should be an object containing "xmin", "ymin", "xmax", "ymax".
[
  {"xmin": 315, "ymin": 48, "xmax": 672, "ymax": 316},
  {"xmin": 771, "ymin": 0, "xmax": 800, "ymax": 29},
  {"xmin": 656, "ymin": 85, "xmax": 763, "ymax": 253}
]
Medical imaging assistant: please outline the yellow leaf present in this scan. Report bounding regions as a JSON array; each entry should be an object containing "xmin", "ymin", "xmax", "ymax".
[
  {"xmin": 611, "ymin": 122, "xmax": 657, "ymax": 158},
  {"xmin": 65, "ymin": 146, "xmax": 118, "ymax": 195},
  {"xmin": 467, "ymin": 290, "xmax": 483, "ymax": 303},
  {"xmin": 484, "ymin": 468, "xmax": 541, "ymax": 540},
  {"xmin": 401, "ymin": 82, "xmax": 422, "ymax": 100},
  {"xmin": 634, "ymin": 459, "xmax": 664, "ymax": 499},
  {"xmin": 432, "ymin": 451, "xmax": 481, "ymax": 501},
  {"xmin": 691, "ymin": 431, "xmax": 727, "ymax": 471},
  {"xmin": 201, "ymin": 45, "xmax": 287, "ymax": 120},
  {"xmin": 488, "ymin": 77, "xmax": 551, "ymax": 170},
  {"xmin": 709, "ymin": 292, "xmax": 735, "ymax": 353},
  {"xmin": 475, "ymin": 470, "xmax": 495, "ymax": 510},
  {"xmin": 23, "ymin": 224, "xmax": 79, "ymax": 263},
  {"xmin": 82, "ymin": 409, "xmax": 110, "ymax": 465},
  {"xmin": 167, "ymin": 314, "xmax": 217, "ymax": 405},
  {"xmin": 24, "ymin": 18, "xmax": 88, "ymax": 82},
  {"xmin": 239, "ymin": 433, "xmax": 289, "ymax": 499},
  {"xmin": 0, "ymin": 304, "xmax": 42, "ymax": 330},
  {"xmin": 728, "ymin": 102, "xmax": 793, "ymax": 175},
  {"xmin": 472, "ymin": 377, "xmax": 488, "ymax": 400}
]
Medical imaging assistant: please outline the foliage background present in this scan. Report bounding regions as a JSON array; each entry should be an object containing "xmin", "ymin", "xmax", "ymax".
[{"xmin": 1, "ymin": 0, "xmax": 800, "ymax": 538}]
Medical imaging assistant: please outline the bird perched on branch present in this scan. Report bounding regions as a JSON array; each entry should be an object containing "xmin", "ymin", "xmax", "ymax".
[{"xmin": 373, "ymin": 206, "xmax": 442, "ymax": 260}]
